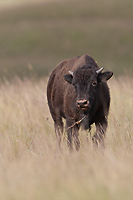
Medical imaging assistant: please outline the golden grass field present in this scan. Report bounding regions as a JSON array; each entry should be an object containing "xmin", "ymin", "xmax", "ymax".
[
  {"xmin": 0, "ymin": 77, "xmax": 132, "ymax": 200},
  {"xmin": 0, "ymin": 0, "xmax": 132, "ymax": 199}
]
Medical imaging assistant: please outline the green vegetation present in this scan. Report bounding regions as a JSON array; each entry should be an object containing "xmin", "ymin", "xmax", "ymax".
[{"xmin": 0, "ymin": 0, "xmax": 132, "ymax": 79}]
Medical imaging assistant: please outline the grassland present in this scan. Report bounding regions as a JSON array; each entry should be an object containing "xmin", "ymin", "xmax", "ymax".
[
  {"xmin": 0, "ymin": 0, "xmax": 132, "ymax": 199},
  {"xmin": 0, "ymin": 0, "xmax": 132, "ymax": 78},
  {"xmin": 0, "ymin": 77, "xmax": 132, "ymax": 200}
]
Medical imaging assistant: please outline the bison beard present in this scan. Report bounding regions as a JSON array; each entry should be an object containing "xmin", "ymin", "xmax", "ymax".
[{"xmin": 47, "ymin": 55, "xmax": 113, "ymax": 150}]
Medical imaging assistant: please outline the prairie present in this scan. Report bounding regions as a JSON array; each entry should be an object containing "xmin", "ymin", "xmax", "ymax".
[
  {"xmin": 0, "ymin": 0, "xmax": 132, "ymax": 199},
  {"xmin": 0, "ymin": 77, "xmax": 132, "ymax": 200}
]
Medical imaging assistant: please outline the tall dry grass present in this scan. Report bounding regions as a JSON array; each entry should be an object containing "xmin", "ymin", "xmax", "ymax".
[{"xmin": 0, "ymin": 77, "xmax": 132, "ymax": 200}]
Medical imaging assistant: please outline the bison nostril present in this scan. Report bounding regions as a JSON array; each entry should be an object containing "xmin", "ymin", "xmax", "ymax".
[
  {"xmin": 76, "ymin": 100, "xmax": 89, "ymax": 108},
  {"xmin": 83, "ymin": 100, "xmax": 88, "ymax": 105}
]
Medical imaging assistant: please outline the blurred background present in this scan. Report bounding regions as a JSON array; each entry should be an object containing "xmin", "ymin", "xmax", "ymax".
[{"xmin": 0, "ymin": 0, "xmax": 132, "ymax": 79}]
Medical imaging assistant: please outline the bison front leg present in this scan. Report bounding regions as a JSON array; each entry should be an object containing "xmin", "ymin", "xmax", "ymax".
[
  {"xmin": 93, "ymin": 118, "xmax": 107, "ymax": 147},
  {"xmin": 67, "ymin": 128, "xmax": 73, "ymax": 151},
  {"xmin": 73, "ymin": 124, "xmax": 80, "ymax": 151},
  {"xmin": 66, "ymin": 121, "xmax": 80, "ymax": 151},
  {"xmin": 54, "ymin": 120, "xmax": 63, "ymax": 150},
  {"xmin": 66, "ymin": 120, "xmax": 75, "ymax": 151}
]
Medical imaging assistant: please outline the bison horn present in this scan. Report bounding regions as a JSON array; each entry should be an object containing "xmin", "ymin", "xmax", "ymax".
[
  {"xmin": 69, "ymin": 70, "xmax": 74, "ymax": 76},
  {"xmin": 96, "ymin": 67, "xmax": 104, "ymax": 74}
]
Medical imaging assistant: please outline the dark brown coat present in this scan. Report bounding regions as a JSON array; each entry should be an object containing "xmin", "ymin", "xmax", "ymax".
[{"xmin": 47, "ymin": 55, "xmax": 113, "ymax": 150}]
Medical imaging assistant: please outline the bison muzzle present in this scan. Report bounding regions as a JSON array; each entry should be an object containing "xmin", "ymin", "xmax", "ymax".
[{"xmin": 47, "ymin": 55, "xmax": 113, "ymax": 150}]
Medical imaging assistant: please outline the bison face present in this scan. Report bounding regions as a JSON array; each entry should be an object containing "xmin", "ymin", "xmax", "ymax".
[{"xmin": 64, "ymin": 66, "xmax": 113, "ymax": 111}]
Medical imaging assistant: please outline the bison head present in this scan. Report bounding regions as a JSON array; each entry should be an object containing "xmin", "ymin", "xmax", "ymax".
[{"xmin": 64, "ymin": 66, "xmax": 113, "ymax": 110}]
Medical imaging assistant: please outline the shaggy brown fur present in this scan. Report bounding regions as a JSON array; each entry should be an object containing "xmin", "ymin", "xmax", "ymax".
[{"xmin": 47, "ymin": 55, "xmax": 113, "ymax": 150}]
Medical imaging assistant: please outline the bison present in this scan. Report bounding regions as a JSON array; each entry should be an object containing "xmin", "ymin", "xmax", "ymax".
[{"xmin": 47, "ymin": 55, "xmax": 113, "ymax": 150}]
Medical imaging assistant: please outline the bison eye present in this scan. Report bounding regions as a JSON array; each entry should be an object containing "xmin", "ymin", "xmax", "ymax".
[{"xmin": 92, "ymin": 81, "xmax": 97, "ymax": 86}]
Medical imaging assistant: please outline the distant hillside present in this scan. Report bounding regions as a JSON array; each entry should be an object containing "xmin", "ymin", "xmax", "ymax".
[
  {"xmin": 0, "ymin": 0, "xmax": 49, "ymax": 8},
  {"xmin": 0, "ymin": 0, "xmax": 132, "ymax": 79}
]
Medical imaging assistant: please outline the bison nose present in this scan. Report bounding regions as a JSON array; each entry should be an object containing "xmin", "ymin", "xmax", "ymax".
[{"xmin": 76, "ymin": 99, "xmax": 89, "ymax": 108}]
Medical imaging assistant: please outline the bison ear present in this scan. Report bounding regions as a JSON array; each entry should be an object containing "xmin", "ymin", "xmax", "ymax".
[
  {"xmin": 98, "ymin": 71, "xmax": 113, "ymax": 82},
  {"xmin": 64, "ymin": 74, "xmax": 73, "ymax": 84}
]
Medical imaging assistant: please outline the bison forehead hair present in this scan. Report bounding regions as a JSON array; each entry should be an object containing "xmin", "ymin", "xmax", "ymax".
[{"xmin": 73, "ymin": 65, "xmax": 98, "ymax": 84}]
